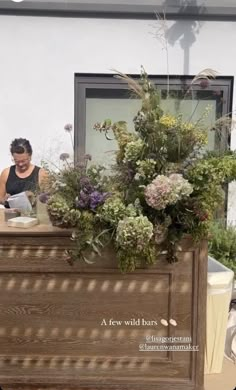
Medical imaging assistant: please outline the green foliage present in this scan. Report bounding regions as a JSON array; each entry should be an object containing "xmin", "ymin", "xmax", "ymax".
[
  {"xmin": 116, "ymin": 216, "xmax": 154, "ymax": 271},
  {"xmin": 99, "ymin": 197, "xmax": 140, "ymax": 226},
  {"xmin": 44, "ymin": 68, "xmax": 236, "ymax": 272},
  {"xmin": 208, "ymin": 222, "xmax": 236, "ymax": 276},
  {"xmin": 187, "ymin": 152, "xmax": 236, "ymax": 191},
  {"xmin": 92, "ymin": 69, "xmax": 236, "ymax": 268},
  {"xmin": 47, "ymin": 193, "xmax": 81, "ymax": 227}
]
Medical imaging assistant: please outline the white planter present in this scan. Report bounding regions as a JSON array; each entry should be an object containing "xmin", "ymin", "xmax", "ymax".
[
  {"xmin": 205, "ymin": 257, "xmax": 235, "ymax": 374},
  {"xmin": 232, "ymin": 280, "xmax": 236, "ymax": 300}
]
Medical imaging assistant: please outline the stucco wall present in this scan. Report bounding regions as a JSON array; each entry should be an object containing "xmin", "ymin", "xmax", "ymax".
[{"xmin": 0, "ymin": 15, "xmax": 235, "ymax": 220}]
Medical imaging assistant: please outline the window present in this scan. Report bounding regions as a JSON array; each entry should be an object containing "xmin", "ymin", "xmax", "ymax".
[{"xmin": 74, "ymin": 73, "xmax": 233, "ymax": 164}]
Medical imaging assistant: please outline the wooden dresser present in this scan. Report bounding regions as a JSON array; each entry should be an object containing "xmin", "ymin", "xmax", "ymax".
[{"xmin": 0, "ymin": 223, "xmax": 207, "ymax": 390}]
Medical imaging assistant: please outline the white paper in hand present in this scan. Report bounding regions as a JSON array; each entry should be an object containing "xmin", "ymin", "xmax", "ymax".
[{"xmin": 7, "ymin": 192, "xmax": 32, "ymax": 212}]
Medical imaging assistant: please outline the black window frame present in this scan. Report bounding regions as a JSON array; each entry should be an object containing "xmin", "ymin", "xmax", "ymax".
[{"xmin": 74, "ymin": 73, "xmax": 233, "ymax": 161}]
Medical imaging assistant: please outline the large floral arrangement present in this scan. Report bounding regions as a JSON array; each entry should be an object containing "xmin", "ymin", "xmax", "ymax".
[{"xmin": 41, "ymin": 69, "xmax": 236, "ymax": 272}]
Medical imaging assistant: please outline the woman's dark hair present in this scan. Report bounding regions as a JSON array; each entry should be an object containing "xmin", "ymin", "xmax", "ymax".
[{"xmin": 10, "ymin": 138, "xmax": 33, "ymax": 155}]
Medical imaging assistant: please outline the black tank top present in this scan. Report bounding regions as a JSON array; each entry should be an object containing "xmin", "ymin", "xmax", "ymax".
[{"xmin": 6, "ymin": 165, "xmax": 41, "ymax": 195}]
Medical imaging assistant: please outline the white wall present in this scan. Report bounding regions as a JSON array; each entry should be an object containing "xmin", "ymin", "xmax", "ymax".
[{"xmin": 0, "ymin": 15, "xmax": 236, "ymax": 220}]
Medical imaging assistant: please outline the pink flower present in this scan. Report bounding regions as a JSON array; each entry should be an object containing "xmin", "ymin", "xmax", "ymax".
[
  {"xmin": 144, "ymin": 174, "xmax": 193, "ymax": 210},
  {"xmin": 199, "ymin": 79, "xmax": 209, "ymax": 89}
]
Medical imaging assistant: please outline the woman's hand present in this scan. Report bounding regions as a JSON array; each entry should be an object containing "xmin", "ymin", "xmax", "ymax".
[{"xmin": 0, "ymin": 193, "xmax": 10, "ymax": 205}]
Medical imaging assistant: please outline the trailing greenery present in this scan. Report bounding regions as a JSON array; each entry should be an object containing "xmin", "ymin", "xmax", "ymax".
[{"xmin": 40, "ymin": 69, "xmax": 236, "ymax": 272}]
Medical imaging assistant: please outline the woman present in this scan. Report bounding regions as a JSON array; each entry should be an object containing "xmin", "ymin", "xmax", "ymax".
[{"xmin": 0, "ymin": 138, "xmax": 47, "ymax": 205}]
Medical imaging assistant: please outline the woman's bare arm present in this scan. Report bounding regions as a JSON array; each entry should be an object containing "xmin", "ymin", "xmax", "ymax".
[{"xmin": 0, "ymin": 168, "xmax": 10, "ymax": 204}]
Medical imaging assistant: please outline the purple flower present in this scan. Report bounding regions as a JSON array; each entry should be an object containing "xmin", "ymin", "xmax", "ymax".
[
  {"xmin": 38, "ymin": 192, "xmax": 50, "ymax": 204},
  {"xmin": 75, "ymin": 176, "xmax": 109, "ymax": 210},
  {"xmin": 80, "ymin": 190, "xmax": 90, "ymax": 202},
  {"xmin": 75, "ymin": 191, "xmax": 89, "ymax": 209},
  {"xmin": 60, "ymin": 152, "xmax": 70, "ymax": 161},
  {"xmin": 199, "ymin": 79, "xmax": 209, "ymax": 89},
  {"xmin": 76, "ymin": 199, "xmax": 88, "ymax": 209},
  {"xmin": 90, "ymin": 191, "xmax": 108, "ymax": 210},
  {"xmin": 80, "ymin": 177, "xmax": 94, "ymax": 194},
  {"xmin": 80, "ymin": 177, "xmax": 91, "ymax": 187},
  {"xmin": 64, "ymin": 123, "xmax": 73, "ymax": 132}
]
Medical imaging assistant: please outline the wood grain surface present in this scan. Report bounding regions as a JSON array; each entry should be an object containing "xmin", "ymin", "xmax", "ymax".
[{"xmin": 0, "ymin": 226, "xmax": 207, "ymax": 390}]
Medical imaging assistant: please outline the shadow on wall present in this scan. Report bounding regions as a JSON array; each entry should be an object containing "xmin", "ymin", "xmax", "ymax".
[{"xmin": 161, "ymin": 0, "xmax": 206, "ymax": 74}]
